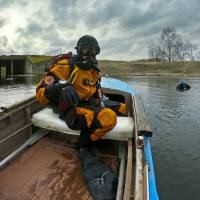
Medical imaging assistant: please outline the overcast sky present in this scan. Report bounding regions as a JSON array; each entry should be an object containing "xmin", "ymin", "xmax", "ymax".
[{"xmin": 0, "ymin": 0, "xmax": 199, "ymax": 60}]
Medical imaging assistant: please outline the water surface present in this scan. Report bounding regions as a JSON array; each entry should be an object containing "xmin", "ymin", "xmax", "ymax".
[{"xmin": 120, "ymin": 76, "xmax": 200, "ymax": 200}]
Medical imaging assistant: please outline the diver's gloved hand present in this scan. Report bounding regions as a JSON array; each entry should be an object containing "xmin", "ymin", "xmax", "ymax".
[
  {"xmin": 44, "ymin": 80, "xmax": 68, "ymax": 100},
  {"xmin": 59, "ymin": 84, "xmax": 80, "ymax": 112}
]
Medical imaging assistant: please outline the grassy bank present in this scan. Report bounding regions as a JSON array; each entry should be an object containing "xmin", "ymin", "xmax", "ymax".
[
  {"xmin": 98, "ymin": 60, "xmax": 200, "ymax": 76},
  {"xmin": 29, "ymin": 55, "xmax": 200, "ymax": 77}
]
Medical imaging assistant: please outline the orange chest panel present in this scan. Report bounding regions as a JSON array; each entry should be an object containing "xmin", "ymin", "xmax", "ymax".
[
  {"xmin": 50, "ymin": 60, "xmax": 99, "ymax": 100},
  {"xmin": 72, "ymin": 67, "xmax": 99, "ymax": 100}
]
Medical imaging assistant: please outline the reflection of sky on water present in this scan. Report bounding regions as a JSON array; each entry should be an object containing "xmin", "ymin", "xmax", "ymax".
[
  {"xmin": 120, "ymin": 76, "xmax": 200, "ymax": 200},
  {"xmin": 0, "ymin": 74, "xmax": 43, "ymax": 108},
  {"xmin": 0, "ymin": 84, "xmax": 35, "ymax": 108}
]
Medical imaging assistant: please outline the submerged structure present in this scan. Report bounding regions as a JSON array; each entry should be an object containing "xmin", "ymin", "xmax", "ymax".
[{"xmin": 0, "ymin": 55, "xmax": 51, "ymax": 81}]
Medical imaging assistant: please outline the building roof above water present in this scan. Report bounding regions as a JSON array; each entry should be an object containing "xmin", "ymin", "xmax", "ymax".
[
  {"xmin": 0, "ymin": 55, "xmax": 52, "ymax": 64},
  {"xmin": 0, "ymin": 55, "xmax": 27, "ymax": 60},
  {"xmin": 27, "ymin": 55, "xmax": 52, "ymax": 64}
]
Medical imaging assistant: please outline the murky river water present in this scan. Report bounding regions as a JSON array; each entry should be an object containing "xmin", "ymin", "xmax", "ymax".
[
  {"xmin": 0, "ymin": 75, "xmax": 200, "ymax": 200},
  {"xmin": 121, "ymin": 76, "xmax": 200, "ymax": 200}
]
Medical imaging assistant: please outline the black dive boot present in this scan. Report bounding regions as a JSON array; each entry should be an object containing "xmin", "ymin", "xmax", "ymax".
[
  {"xmin": 75, "ymin": 128, "xmax": 94, "ymax": 157},
  {"xmin": 76, "ymin": 129, "xmax": 118, "ymax": 200},
  {"xmin": 81, "ymin": 149, "xmax": 118, "ymax": 200}
]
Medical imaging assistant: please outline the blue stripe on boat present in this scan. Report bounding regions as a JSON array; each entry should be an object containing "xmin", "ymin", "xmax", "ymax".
[
  {"xmin": 102, "ymin": 77, "xmax": 159, "ymax": 200},
  {"xmin": 144, "ymin": 136, "xmax": 159, "ymax": 200},
  {"xmin": 101, "ymin": 77, "xmax": 139, "ymax": 95}
]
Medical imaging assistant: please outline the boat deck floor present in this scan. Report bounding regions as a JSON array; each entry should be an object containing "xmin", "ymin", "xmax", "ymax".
[{"xmin": 0, "ymin": 137, "xmax": 118, "ymax": 200}]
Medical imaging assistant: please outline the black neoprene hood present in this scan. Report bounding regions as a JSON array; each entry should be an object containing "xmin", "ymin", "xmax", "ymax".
[{"xmin": 76, "ymin": 35, "xmax": 100, "ymax": 53}]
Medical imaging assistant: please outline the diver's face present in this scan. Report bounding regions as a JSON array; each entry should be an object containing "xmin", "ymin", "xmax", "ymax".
[{"xmin": 78, "ymin": 44, "xmax": 100, "ymax": 60}]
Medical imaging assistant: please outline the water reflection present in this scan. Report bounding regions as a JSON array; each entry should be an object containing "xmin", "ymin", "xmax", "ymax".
[
  {"xmin": 0, "ymin": 84, "xmax": 35, "ymax": 108},
  {"xmin": 120, "ymin": 76, "xmax": 200, "ymax": 200},
  {"xmin": 0, "ymin": 74, "xmax": 45, "ymax": 108}
]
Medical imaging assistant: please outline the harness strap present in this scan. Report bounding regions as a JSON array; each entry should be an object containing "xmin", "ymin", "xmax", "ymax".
[
  {"xmin": 69, "ymin": 68, "xmax": 79, "ymax": 85},
  {"xmin": 68, "ymin": 60, "xmax": 79, "ymax": 85},
  {"xmin": 51, "ymin": 54, "xmax": 100, "ymax": 88}
]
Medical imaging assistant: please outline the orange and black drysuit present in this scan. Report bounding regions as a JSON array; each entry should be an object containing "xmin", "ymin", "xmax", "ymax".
[{"xmin": 36, "ymin": 56, "xmax": 126, "ymax": 147}]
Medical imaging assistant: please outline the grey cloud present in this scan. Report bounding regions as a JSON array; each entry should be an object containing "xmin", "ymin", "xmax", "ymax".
[
  {"xmin": 44, "ymin": 30, "xmax": 67, "ymax": 47},
  {"xmin": 0, "ymin": 0, "xmax": 28, "ymax": 9},
  {"xmin": 98, "ymin": 0, "xmax": 200, "ymax": 59},
  {"xmin": 114, "ymin": 0, "xmax": 200, "ymax": 37},
  {"xmin": 16, "ymin": 22, "xmax": 43, "ymax": 38},
  {"xmin": 0, "ymin": 0, "xmax": 16, "ymax": 8},
  {"xmin": 26, "ymin": 22, "xmax": 43, "ymax": 34},
  {"xmin": 83, "ymin": 1, "xmax": 125, "ymax": 29},
  {"xmin": 100, "ymin": 36, "xmax": 139, "ymax": 59},
  {"xmin": 0, "ymin": 17, "xmax": 6, "ymax": 27},
  {"xmin": 0, "ymin": 36, "xmax": 8, "ymax": 47},
  {"xmin": 45, "ymin": 32, "xmax": 76, "ymax": 52},
  {"xmin": 161, "ymin": 0, "xmax": 200, "ymax": 28},
  {"xmin": 48, "ymin": 0, "xmax": 81, "ymax": 28},
  {"xmin": 16, "ymin": 20, "xmax": 74, "ymax": 53},
  {"xmin": 117, "ymin": 1, "xmax": 170, "ymax": 31},
  {"xmin": 7, "ymin": 0, "xmax": 200, "ymax": 59},
  {"xmin": 40, "ymin": 24, "xmax": 75, "ymax": 49},
  {"xmin": 15, "ymin": 41, "xmax": 33, "ymax": 54}
]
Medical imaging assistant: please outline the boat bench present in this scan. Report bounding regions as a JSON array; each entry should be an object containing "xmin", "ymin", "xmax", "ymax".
[{"xmin": 31, "ymin": 108, "xmax": 134, "ymax": 141}]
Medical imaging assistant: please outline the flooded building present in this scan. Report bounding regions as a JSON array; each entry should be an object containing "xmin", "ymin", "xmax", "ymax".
[{"xmin": 0, "ymin": 55, "xmax": 52, "ymax": 81}]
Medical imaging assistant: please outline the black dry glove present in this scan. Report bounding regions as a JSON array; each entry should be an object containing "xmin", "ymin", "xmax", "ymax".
[
  {"xmin": 44, "ymin": 80, "xmax": 68, "ymax": 101},
  {"xmin": 59, "ymin": 84, "xmax": 80, "ymax": 112}
]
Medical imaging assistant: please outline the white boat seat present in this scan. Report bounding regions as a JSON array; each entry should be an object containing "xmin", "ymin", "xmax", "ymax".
[{"xmin": 31, "ymin": 108, "xmax": 134, "ymax": 141}]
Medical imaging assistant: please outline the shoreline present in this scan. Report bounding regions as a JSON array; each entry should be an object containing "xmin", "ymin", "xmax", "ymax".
[
  {"xmin": 99, "ymin": 60, "xmax": 200, "ymax": 77},
  {"xmin": 8, "ymin": 60, "xmax": 200, "ymax": 79}
]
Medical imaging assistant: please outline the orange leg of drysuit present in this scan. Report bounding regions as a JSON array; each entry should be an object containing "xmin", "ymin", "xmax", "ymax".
[
  {"xmin": 76, "ymin": 102, "xmax": 126, "ymax": 141},
  {"xmin": 90, "ymin": 108, "xmax": 117, "ymax": 141}
]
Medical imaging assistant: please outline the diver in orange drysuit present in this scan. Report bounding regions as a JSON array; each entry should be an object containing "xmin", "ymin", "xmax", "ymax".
[{"xmin": 36, "ymin": 35, "xmax": 126, "ymax": 150}]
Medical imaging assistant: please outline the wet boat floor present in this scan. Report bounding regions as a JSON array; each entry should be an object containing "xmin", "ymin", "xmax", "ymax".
[{"xmin": 0, "ymin": 137, "xmax": 118, "ymax": 200}]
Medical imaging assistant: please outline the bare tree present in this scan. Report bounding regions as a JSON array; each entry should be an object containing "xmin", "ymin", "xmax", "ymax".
[
  {"xmin": 195, "ymin": 51, "xmax": 200, "ymax": 61},
  {"xmin": 148, "ymin": 41, "xmax": 155, "ymax": 59},
  {"xmin": 174, "ymin": 37, "xmax": 185, "ymax": 61},
  {"xmin": 184, "ymin": 40, "xmax": 197, "ymax": 61},
  {"xmin": 148, "ymin": 27, "xmax": 198, "ymax": 62},
  {"xmin": 160, "ymin": 27, "xmax": 183, "ymax": 62},
  {"xmin": 148, "ymin": 41, "xmax": 166, "ymax": 61},
  {"xmin": 148, "ymin": 41, "xmax": 159, "ymax": 61}
]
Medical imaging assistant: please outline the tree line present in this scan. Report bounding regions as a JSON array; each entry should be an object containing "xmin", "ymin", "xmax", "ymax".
[{"xmin": 148, "ymin": 27, "xmax": 199, "ymax": 62}]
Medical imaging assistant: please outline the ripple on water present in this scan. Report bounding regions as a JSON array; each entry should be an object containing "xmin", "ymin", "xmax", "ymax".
[
  {"xmin": 127, "ymin": 76, "xmax": 200, "ymax": 200},
  {"xmin": 0, "ymin": 84, "xmax": 36, "ymax": 108}
]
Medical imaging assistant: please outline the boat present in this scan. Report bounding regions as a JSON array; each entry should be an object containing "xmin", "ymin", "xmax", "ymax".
[{"xmin": 0, "ymin": 77, "xmax": 159, "ymax": 200}]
